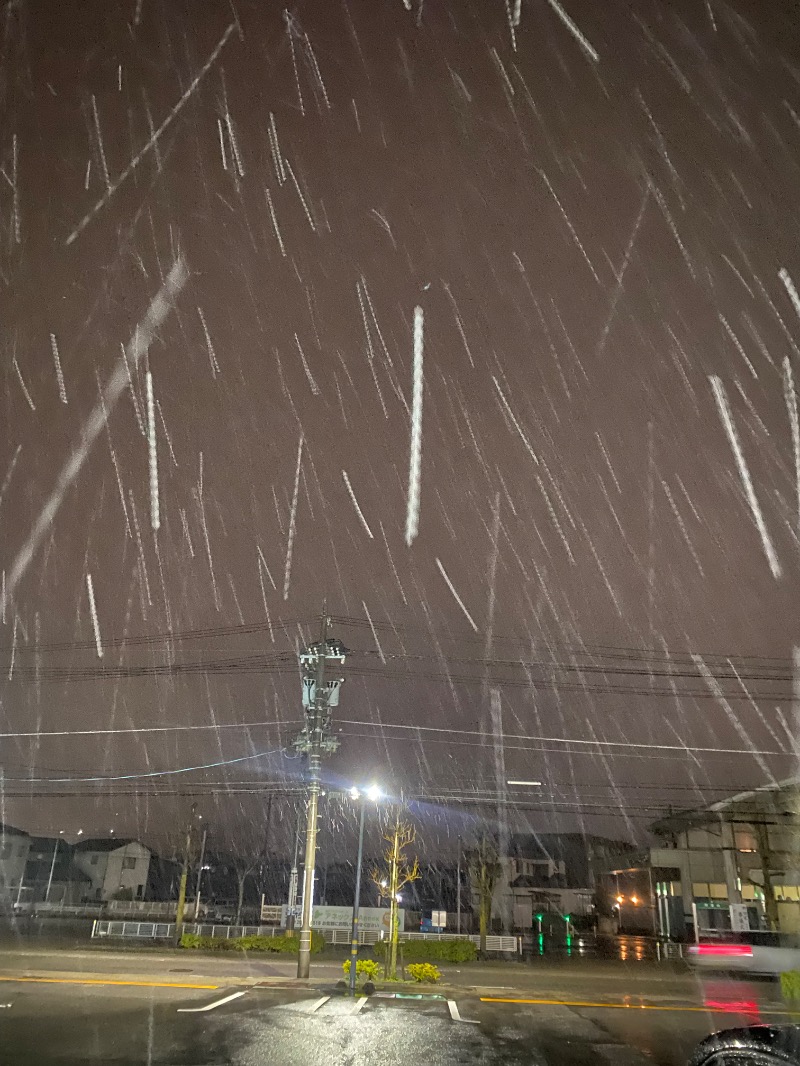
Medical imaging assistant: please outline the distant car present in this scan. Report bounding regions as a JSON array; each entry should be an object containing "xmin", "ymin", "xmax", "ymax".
[
  {"xmin": 688, "ymin": 931, "xmax": 800, "ymax": 975},
  {"xmin": 689, "ymin": 1025, "xmax": 800, "ymax": 1065}
]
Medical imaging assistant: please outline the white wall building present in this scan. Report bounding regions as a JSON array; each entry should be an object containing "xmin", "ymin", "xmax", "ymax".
[
  {"xmin": 73, "ymin": 839, "xmax": 152, "ymax": 902},
  {"xmin": 0, "ymin": 824, "xmax": 31, "ymax": 909}
]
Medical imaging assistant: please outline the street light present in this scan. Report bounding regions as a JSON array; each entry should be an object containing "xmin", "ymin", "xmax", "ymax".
[{"xmin": 348, "ymin": 784, "xmax": 383, "ymax": 996}]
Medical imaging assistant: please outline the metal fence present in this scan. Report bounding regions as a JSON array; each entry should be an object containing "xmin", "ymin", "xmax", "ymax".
[
  {"xmin": 91, "ymin": 921, "xmax": 281, "ymax": 940},
  {"xmin": 91, "ymin": 921, "xmax": 520, "ymax": 953}
]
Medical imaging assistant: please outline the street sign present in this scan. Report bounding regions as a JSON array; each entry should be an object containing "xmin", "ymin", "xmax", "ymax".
[
  {"xmin": 730, "ymin": 903, "xmax": 750, "ymax": 931},
  {"xmin": 431, "ymin": 910, "xmax": 447, "ymax": 928}
]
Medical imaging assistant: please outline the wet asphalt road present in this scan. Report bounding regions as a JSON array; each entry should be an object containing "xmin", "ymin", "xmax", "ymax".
[{"xmin": 0, "ymin": 977, "xmax": 794, "ymax": 1066}]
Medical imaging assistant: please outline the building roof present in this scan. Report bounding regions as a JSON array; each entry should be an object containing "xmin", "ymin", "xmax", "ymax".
[
  {"xmin": 0, "ymin": 822, "xmax": 30, "ymax": 839},
  {"xmin": 651, "ymin": 777, "xmax": 800, "ymax": 836},
  {"xmin": 74, "ymin": 838, "xmax": 138, "ymax": 853}
]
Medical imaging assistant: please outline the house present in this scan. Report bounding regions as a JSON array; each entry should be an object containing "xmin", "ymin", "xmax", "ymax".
[
  {"xmin": 73, "ymin": 839, "xmax": 153, "ymax": 902},
  {"xmin": 493, "ymin": 833, "xmax": 634, "ymax": 930},
  {"xmin": 0, "ymin": 823, "xmax": 31, "ymax": 910},
  {"xmin": 21, "ymin": 838, "xmax": 91, "ymax": 905}
]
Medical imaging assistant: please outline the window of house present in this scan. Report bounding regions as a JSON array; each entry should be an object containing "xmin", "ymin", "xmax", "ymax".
[
  {"xmin": 122, "ymin": 857, "xmax": 136, "ymax": 871},
  {"xmin": 709, "ymin": 883, "xmax": 728, "ymax": 899},
  {"xmin": 692, "ymin": 882, "xmax": 710, "ymax": 898}
]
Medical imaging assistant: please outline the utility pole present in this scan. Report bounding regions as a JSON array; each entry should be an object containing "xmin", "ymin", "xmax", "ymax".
[
  {"xmin": 285, "ymin": 800, "xmax": 302, "ymax": 935},
  {"xmin": 294, "ymin": 605, "xmax": 346, "ymax": 979},
  {"xmin": 174, "ymin": 803, "xmax": 197, "ymax": 945},
  {"xmin": 193, "ymin": 825, "xmax": 208, "ymax": 922}
]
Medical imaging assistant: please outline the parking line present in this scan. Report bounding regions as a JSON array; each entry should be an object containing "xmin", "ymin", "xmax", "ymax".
[
  {"xmin": 448, "ymin": 999, "xmax": 479, "ymax": 1024},
  {"xmin": 178, "ymin": 990, "xmax": 247, "ymax": 1013},
  {"xmin": 479, "ymin": 997, "xmax": 797, "ymax": 1015},
  {"xmin": 351, "ymin": 996, "xmax": 368, "ymax": 1014},
  {"xmin": 0, "ymin": 976, "xmax": 218, "ymax": 990},
  {"xmin": 306, "ymin": 996, "xmax": 330, "ymax": 1013}
]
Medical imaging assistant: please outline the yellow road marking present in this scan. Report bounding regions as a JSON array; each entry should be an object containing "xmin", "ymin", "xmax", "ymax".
[
  {"xmin": 0, "ymin": 976, "xmax": 219, "ymax": 990},
  {"xmin": 479, "ymin": 997, "xmax": 799, "ymax": 1015}
]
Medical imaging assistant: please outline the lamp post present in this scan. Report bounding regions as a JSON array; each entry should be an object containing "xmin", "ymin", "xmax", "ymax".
[{"xmin": 348, "ymin": 784, "xmax": 382, "ymax": 996}]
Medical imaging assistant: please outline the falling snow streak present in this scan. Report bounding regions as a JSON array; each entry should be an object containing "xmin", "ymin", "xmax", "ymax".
[
  {"xmin": 692, "ymin": 655, "xmax": 776, "ymax": 781},
  {"xmin": 50, "ymin": 334, "xmax": 67, "ymax": 403},
  {"xmin": 86, "ymin": 573, "xmax": 103, "ymax": 659},
  {"xmin": 13, "ymin": 355, "xmax": 35, "ymax": 411},
  {"xmin": 405, "ymin": 306, "xmax": 424, "ymax": 547},
  {"xmin": 65, "ymin": 24, "xmax": 236, "ymax": 244},
  {"xmin": 198, "ymin": 307, "xmax": 220, "ymax": 377},
  {"xmin": 342, "ymin": 470, "xmax": 374, "ymax": 539},
  {"xmin": 283, "ymin": 434, "xmax": 304, "ymax": 601},
  {"xmin": 435, "ymin": 557, "xmax": 478, "ymax": 632},
  {"xmin": 145, "ymin": 370, "xmax": 159, "ymax": 533},
  {"xmin": 544, "ymin": 0, "xmax": 599, "ymax": 61},
  {"xmin": 597, "ymin": 188, "xmax": 648, "ymax": 357},
  {"xmin": 492, "ymin": 376, "xmax": 538, "ymax": 465},
  {"xmin": 709, "ymin": 375, "xmax": 782, "ymax": 580},
  {"xmin": 783, "ymin": 357, "xmax": 800, "ymax": 540},
  {"xmin": 0, "ymin": 257, "xmax": 188, "ymax": 619},
  {"xmin": 0, "ymin": 445, "xmax": 22, "ymax": 518},
  {"xmin": 538, "ymin": 169, "xmax": 601, "ymax": 283},
  {"xmin": 265, "ymin": 188, "xmax": 286, "ymax": 257}
]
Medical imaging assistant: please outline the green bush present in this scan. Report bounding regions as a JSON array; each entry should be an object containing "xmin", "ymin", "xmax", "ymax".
[
  {"xmin": 343, "ymin": 958, "xmax": 381, "ymax": 982},
  {"xmin": 180, "ymin": 932, "xmax": 324, "ymax": 954},
  {"xmin": 782, "ymin": 971, "xmax": 800, "ymax": 1000},
  {"xmin": 407, "ymin": 962, "xmax": 441, "ymax": 983},
  {"xmin": 373, "ymin": 939, "xmax": 476, "ymax": 963}
]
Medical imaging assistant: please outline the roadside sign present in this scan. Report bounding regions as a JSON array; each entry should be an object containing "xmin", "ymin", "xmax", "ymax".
[
  {"xmin": 729, "ymin": 902, "xmax": 750, "ymax": 931},
  {"xmin": 431, "ymin": 910, "xmax": 447, "ymax": 928}
]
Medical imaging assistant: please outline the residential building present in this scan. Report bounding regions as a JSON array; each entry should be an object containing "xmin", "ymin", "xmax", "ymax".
[
  {"xmin": 21, "ymin": 838, "xmax": 91, "ymax": 905},
  {"xmin": 0, "ymin": 823, "xmax": 31, "ymax": 909},
  {"xmin": 488, "ymin": 833, "xmax": 634, "ymax": 931},
  {"xmin": 73, "ymin": 839, "xmax": 153, "ymax": 902}
]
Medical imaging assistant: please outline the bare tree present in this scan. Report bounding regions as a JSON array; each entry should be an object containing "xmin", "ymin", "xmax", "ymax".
[
  {"xmin": 370, "ymin": 815, "xmax": 420, "ymax": 979},
  {"xmin": 468, "ymin": 832, "xmax": 502, "ymax": 954}
]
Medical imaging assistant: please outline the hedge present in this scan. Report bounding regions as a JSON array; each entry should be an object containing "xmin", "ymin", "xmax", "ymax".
[
  {"xmin": 781, "ymin": 971, "xmax": 800, "ymax": 1000},
  {"xmin": 180, "ymin": 932, "xmax": 324, "ymax": 954},
  {"xmin": 373, "ymin": 938, "xmax": 477, "ymax": 963}
]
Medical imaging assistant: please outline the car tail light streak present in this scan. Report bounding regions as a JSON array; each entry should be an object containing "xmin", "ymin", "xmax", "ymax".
[{"xmin": 688, "ymin": 944, "xmax": 753, "ymax": 957}]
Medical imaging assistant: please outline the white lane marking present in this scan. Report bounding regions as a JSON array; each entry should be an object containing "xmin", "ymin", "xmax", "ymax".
[
  {"xmin": 177, "ymin": 990, "xmax": 247, "ymax": 1013},
  {"xmin": 306, "ymin": 995, "xmax": 330, "ymax": 1013},
  {"xmin": 448, "ymin": 999, "xmax": 479, "ymax": 1024},
  {"xmin": 351, "ymin": 996, "xmax": 368, "ymax": 1014}
]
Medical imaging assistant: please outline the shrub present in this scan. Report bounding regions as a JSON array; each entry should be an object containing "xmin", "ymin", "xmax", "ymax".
[
  {"xmin": 343, "ymin": 959, "xmax": 381, "ymax": 982},
  {"xmin": 782, "ymin": 971, "xmax": 800, "ymax": 1000},
  {"xmin": 373, "ymin": 939, "xmax": 476, "ymax": 963},
  {"xmin": 180, "ymin": 932, "xmax": 324, "ymax": 954},
  {"xmin": 407, "ymin": 962, "xmax": 441, "ymax": 983}
]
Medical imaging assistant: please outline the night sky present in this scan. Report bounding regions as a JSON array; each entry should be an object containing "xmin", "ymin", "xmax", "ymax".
[{"xmin": 2, "ymin": 0, "xmax": 800, "ymax": 859}]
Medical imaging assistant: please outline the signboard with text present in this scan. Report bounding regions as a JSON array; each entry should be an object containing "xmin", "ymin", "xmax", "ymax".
[{"xmin": 278, "ymin": 904, "xmax": 404, "ymax": 932}]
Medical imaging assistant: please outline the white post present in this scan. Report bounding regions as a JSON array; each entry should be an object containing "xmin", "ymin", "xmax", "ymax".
[{"xmin": 45, "ymin": 838, "xmax": 60, "ymax": 903}]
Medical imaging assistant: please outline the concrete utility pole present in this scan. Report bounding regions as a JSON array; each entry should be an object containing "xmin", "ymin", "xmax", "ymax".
[
  {"xmin": 295, "ymin": 605, "xmax": 347, "ymax": 979},
  {"xmin": 285, "ymin": 801, "xmax": 303, "ymax": 935},
  {"xmin": 174, "ymin": 803, "xmax": 197, "ymax": 944}
]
